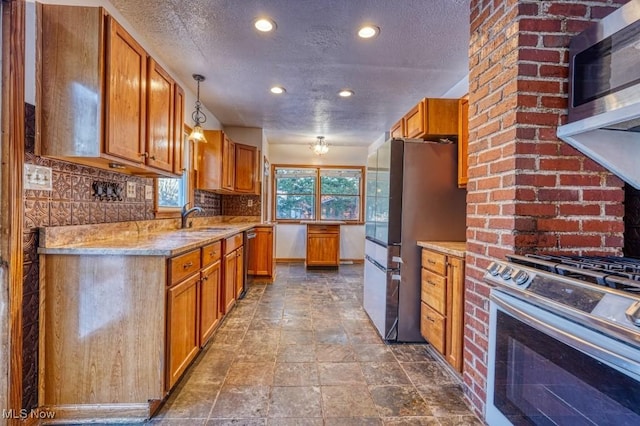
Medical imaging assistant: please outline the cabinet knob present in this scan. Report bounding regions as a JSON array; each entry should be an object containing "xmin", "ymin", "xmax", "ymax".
[{"xmin": 183, "ymin": 261, "xmax": 193, "ymax": 269}]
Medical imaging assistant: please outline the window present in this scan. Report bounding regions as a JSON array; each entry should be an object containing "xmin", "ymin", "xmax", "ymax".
[
  {"xmin": 273, "ymin": 166, "xmax": 364, "ymax": 222},
  {"xmin": 157, "ymin": 130, "xmax": 191, "ymax": 214}
]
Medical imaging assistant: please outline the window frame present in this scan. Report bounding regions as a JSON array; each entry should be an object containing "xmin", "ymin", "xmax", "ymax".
[
  {"xmin": 155, "ymin": 125, "xmax": 194, "ymax": 218},
  {"xmin": 271, "ymin": 164, "xmax": 365, "ymax": 224}
]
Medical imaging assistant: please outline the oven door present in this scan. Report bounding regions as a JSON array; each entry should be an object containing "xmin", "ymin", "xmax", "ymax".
[{"xmin": 486, "ymin": 290, "xmax": 640, "ymax": 426}]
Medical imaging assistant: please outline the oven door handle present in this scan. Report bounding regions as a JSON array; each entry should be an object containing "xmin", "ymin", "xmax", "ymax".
[{"xmin": 491, "ymin": 291, "xmax": 640, "ymax": 379}]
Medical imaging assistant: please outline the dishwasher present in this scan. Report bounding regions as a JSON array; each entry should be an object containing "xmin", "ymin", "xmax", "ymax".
[{"xmin": 240, "ymin": 228, "xmax": 257, "ymax": 299}]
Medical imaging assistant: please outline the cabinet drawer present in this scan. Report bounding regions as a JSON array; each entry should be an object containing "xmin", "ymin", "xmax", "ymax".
[
  {"xmin": 421, "ymin": 249, "xmax": 447, "ymax": 275},
  {"xmin": 307, "ymin": 224, "xmax": 340, "ymax": 234},
  {"xmin": 168, "ymin": 249, "xmax": 201, "ymax": 285},
  {"xmin": 202, "ymin": 240, "xmax": 222, "ymax": 266},
  {"xmin": 421, "ymin": 302, "xmax": 445, "ymax": 355},
  {"xmin": 224, "ymin": 233, "xmax": 243, "ymax": 253},
  {"xmin": 421, "ymin": 269, "xmax": 446, "ymax": 314}
]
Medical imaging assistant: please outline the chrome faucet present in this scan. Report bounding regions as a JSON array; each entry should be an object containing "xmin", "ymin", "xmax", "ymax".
[{"xmin": 181, "ymin": 203, "xmax": 204, "ymax": 229}]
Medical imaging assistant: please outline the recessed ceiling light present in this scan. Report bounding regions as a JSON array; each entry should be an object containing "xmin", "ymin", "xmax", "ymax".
[
  {"xmin": 338, "ymin": 89, "xmax": 354, "ymax": 97},
  {"xmin": 358, "ymin": 25, "xmax": 380, "ymax": 39},
  {"xmin": 270, "ymin": 86, "xmax": 286, "ymax": 94},
  {"xmin": 254, "ymin": 18, "xmax": 276, "ymax": 32}
]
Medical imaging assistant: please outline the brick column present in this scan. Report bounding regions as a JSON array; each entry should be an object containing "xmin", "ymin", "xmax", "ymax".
[{"xmin": 464, "ymin": 0, "xmax": 629, "ymax": 417}]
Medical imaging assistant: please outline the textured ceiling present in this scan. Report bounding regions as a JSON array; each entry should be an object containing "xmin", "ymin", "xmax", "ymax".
[{"xmin": 109, "ymin": 0, "xmax": 470, "ymax": 146}]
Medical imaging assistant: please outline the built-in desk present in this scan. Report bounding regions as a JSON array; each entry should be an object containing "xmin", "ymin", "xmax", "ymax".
[{"xmin": 301, "ymin": 221, "xmax": 345, "ymax": 267}]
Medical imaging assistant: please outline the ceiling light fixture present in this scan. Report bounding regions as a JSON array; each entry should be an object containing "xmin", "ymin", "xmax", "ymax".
[
  {"xmin": 310, "ymin": 136, "xmax": 329, "ymax": 156},
  {"xmin": 254, "ymin": 18, "xmax": 276, "ymax": 32},
  {"xmin": 357, "ymin": 25, "xmax": 380, "ymax": 39},
  {"xmin": 338, "ymin": 89, "xmax": 354, "ymax": 97},
  {"xmin": 188, "ymin": 74, "xmax": 207, "ymax": 143},
  {"xmin": 270, "ymin": 86, "xmax": 286, "ymax": 94}
]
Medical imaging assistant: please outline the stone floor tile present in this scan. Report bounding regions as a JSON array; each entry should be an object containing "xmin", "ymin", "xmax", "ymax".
[
  {"xmin": 323, "ymin": 418, "xmax": 383, "ymax": 425},
  {"xmin": 224, "ymin": 362, "xmax": 275, "ymax": 386},
  {"xmin": 436, "ymin": 416, "xmax": 484, "ymax": 426},
  {"xmin": 316, "ymin": 344, "xmax": 357, "ymax": 362},
  {"xmin": 147, "ymin": 419, "xmax": 207, "ymax": 425},
  {"xmin": 390, "ymin": 345, "xmax": 434, "ymax": 362},
  {"xmin": 382, "ymin": 417, "xmax": 440, "ymax": 425},
  {"xmin": 352, "ymin": 344, "xmax": 397, "ymax": 362},
  {"xmin": 361, "ymin": 362, "xmax": 412, "ymax": 385},
  {"xmin": 369, "ymin": 385, "xmax": 432, "ymax": 417},
  {"xmin": 314, "ymin": 328, "xmax": 350, "ymax": 344},
  {"xmin": 400, "ymin": 362, "xmax": 459, "ymax": 386},
  {"xmin": 276, "ymin": 344, "xmax": 316, "ymax": 362},
  {"xmin": 154, "ymin": 387, "xmax": 217, "ymax": 419},
  {"xmin": 209, "ymin": 385, "xmax": 270, "ymax": 418},
  {"xmin": 416, "ymin": 385, "xmax": 472, "ymax": 417},
  {"xmin": 279, "ymin": 329, "xmax": 314, "ymax": 345},
  {"xmin": 321, "ymin": 385, "xmax": 379, "ymax": 418},
  {"xmin": 318, "ymin": 362, "xmax": 366, "ymax": 385},
  {"xmin": 281, "ymin": 317, "xmax": 313, "ymax": 330},
  {"xmin": 267, "ymin": 386, "xmax": 322, "ymax": 418},
  {"xmin": 266, "ymin": 419, "xmax": 323, "ymax": 426},
  {"xmin": 206, "ymin": 418, "xmax": 266, "ymax": 425},
  {"xmin": 273, "ymin": 362, "xmax": 319, "ymax": 386}
]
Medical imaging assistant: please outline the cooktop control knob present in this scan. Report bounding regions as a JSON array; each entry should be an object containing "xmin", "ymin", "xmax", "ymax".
[
  {"xmin": 625, "ymin": 302, "xmax": 640, "ymax": 327},
  {"xmin": 513, "ymin": 270, "xmax": 530, "ymax": 286},
  {"xmin": 487, "ymin": 262, "xmax": 501, "ymax": 276},
  {"xmin": 500, "ymin": 266, "xmax": 513, "ymax": 280}
]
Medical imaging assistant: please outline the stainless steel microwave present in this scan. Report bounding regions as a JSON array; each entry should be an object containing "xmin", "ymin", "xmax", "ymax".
[{"xmin": 558, "ymin": 0, "xmax": 640, "ymax": 189}]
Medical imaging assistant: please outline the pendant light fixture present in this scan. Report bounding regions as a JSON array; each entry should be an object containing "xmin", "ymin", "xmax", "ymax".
[
  {"xmin": 188, "ymin": 74, "xmax": 207, "ymax": 143},
  {"xmin": 311, "ymin": 136, "xmax": 329, "ymax": 156}
]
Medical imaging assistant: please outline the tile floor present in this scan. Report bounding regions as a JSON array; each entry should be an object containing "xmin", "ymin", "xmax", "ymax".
[{"xmin": 150, "ymin": 264, "xmax": 483, "ymax": 425}]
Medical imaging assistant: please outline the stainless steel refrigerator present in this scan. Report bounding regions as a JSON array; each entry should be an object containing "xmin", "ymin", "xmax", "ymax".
[{"xmin": 364, "ymin": 138, "xmax": 466, "ymax": 342}]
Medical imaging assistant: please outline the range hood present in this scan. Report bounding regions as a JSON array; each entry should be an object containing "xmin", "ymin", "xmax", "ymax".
[{"xmin": 557, "ymin": 0, "xmax": 640, "ymax": 189}]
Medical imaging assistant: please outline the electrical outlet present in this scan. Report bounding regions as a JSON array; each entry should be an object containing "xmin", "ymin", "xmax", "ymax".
[
  {"xmin": 247, "ymin": 199, "xmax": 253, "ymax": 207},
  {"xmin": 145, "ymin": 185, "xmax": 153, "ymax": 200},
  {"xmin": 24, "ymin": 164, "xmax": 53, "ymax": 191},
  {"xmin": 126, "ymin": 182, "xmax": 136, "ymax": 198}
]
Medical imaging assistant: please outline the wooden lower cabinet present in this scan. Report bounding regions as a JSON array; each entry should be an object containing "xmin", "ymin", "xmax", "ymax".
[
  {"xmin": 166, "ymin": 273, "xmax": 200, "ymax": 390},
  {"xmin": 235, "ymin": 246, "xmax": 244, "ymax": 298},
  {"xmin": 306, "ymin": 224, "xmax": 340, "ymax": 267},
  {"xmin": 420, "ymin": 246, "xmax": 465, "ymax": 373},
  {"xmin": 223, "ymin": 232, "xmax": 244, "ymax": 313},
  {"xmin": 247, "ymin": 226, "xmax": 275, "ymax": 280},
  {"xmin": 199, "ymin": 260, "xmax": 222, "ymax": 346}
]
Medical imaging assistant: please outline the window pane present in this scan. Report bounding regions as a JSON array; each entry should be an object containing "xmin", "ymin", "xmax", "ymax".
[
  {"xmin": 157, "ymin": 178, "xmax": 184, "ymax": 208},
  {"xmin": 321, "ymin": 195, "xmax": 359, "ymax": 220},
  {"xmin": 321, "ymin": 175, "xmax": 360, "ymax": 195},
  {"xmin": 276, "ymin": 176, "xmax": 316, "ymax": 194},
  {"xmin": 276, "ymin": 195, "xmax": 316, "ymax": 219}
]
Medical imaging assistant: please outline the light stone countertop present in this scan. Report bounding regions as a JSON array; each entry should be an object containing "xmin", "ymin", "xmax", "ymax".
[
  {"xmin": 417, "ymin": 241, "xmax": 466, "ymax": 258},
  {"xmin": 38, "ymin": 219, "xmax": 269, "ymax": 257}
]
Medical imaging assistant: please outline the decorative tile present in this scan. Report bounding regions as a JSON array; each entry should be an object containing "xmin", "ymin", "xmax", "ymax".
[
  {"xmin": 24, "ymin": 103, "xmax": 36, "ymax": 154},
  {"xmin": 104, "ymin": 203, "xmax": 118, "ymax": 222},
  {"xmin": 22, "ymin": 231, "xmax": 39, "ymax": 264},
  {"xmin": 89, "ymin": 202, "xmax": 106, "ymax": 224},
  {"xmin": 118, "ymin": 204, "xmax": 132, "ymax": 222},
  {"xmin": 71, "ymin": 174, "xmax": 92, "ymax": 201},
  {"xmin": 49, "ymin": 201, "xmax": 72, "ymax": 226},
  {"xmin": 51, "ymin": 172, "xmax": 73, "ymax": 200},
  {"xmin": 24, "ymin": 199, "xmax": 50, "ymax": 230},
  {"xmin": 71, "ymin": 202, "xmax": 91, "ymax": 225},
  {"xmin": 22, "ymin": 262, "xmax": 39, "ymax": 296}
]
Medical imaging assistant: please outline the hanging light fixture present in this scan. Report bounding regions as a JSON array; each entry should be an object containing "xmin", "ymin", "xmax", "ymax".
[
  {"xmin": 310, "ymin": 136, "xmax": 329, "ymax": 156},
  {"xmin": 188, "ymin": 74, "xmax": 207, "ymax": 143}
]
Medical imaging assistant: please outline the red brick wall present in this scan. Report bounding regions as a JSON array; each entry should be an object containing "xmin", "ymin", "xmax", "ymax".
[{"xmin": 465, "ymin": 0, "xmax": 629, "ymax": 417}]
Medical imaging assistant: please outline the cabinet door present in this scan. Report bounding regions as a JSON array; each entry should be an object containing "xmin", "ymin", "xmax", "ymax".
[
  {"xmin": 223, "ymin": 252, "xmax": 236, "ymax": 313},
  {"xmin": 146, "ymin": 58, "xmax": 174, "ymax": 172},
  {"xmin": 421, "ymin": 302, "xmax": 445, "ymax": 355},
  {"xmin": 458, "ymin": 97, "xmax": 469, "ymax": 188},
  {"xmin": 248, "ymin": 227, "xmax": 273, "ymax": 277},
  {"xmin": 235, "ymin": 144, "xmax": 257, "ymax": 193},
  {"xmin": 173, "ymin": 84, "xmax": 185, "ymax": 175},
  {"xmin": 197, "ymin": 130, "xmax": 223, "ymax": 190},
  {"xmin": 404, "ymin": 101, "xmax": 425, "ymax": 139},
  {"xmin": 390, "ymin": 118, "xmax": 404, "ymax": 139},
  {"xmin": 105, "ymin": 16, "xmax": 147, "ymax": 164},
  {"xmin": 222, "ymin": 136, "xmax": 235, "ymax": 191},
  {"xmin": 445, "ymin": 256, "xmax": 465, "ymax": 372},
  {"xmin": 235, "ymin": 246, "xmax": 244, "ymax": 298},
  {"xmin": 166, "ymin": 274, "xmax": 199, "ymax": 390},
  {"xmin": 200, "ymin": 261, "xmax": 221, "ymax": 346},
  {"xmin": 306, "ymin": 228, "xmax": 340, "ymax": 267}
]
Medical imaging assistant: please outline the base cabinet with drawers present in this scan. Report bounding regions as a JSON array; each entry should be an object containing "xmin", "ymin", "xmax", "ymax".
[
  {"xmin": 419, "ymin": 243, "xmax": 466, "ymax": 373},
  {"xmin": 305, "ymin": 223, "xmax": 340, "ymax": 267},
  {"xmin": 247, "ymin": 225, "xmax": 275, "ymax": 281}
]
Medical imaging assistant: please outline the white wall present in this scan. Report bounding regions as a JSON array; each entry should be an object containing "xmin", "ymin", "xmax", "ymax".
[{"xmin": 269, "ymin": 143, "xmax": 369, "ymax": 261}]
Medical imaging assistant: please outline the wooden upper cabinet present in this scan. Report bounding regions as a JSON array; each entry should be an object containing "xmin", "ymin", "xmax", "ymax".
[
  {"xmin": 235, "ymin": 144, "xmax": 257, "ymax": 193},
  {"xmin": 390, "ymin": 118, "xmax": 405, "ymax": 139},
  {"xmin": 173, "ymin": 84, "xmax": 185, "ymax": 175},
  {"xmin": 146, "ymin": 58, "xmax": 175, "ymax": 173},
  {"xmin": 197, "ymin": 130, "xmax": 224, "ymax": 190},
  {"xmin": 458, "ymin": 97, "xmax": 469, "ymax": 188},
  {"xmin": 404, "ymin": 98, "xmax": 459, "ymax": 140},
  {"xmin": 223, "ymin": 136, "xmax": 236, "ymax": 191},
  {"xmin": 38, "ymin": 4, "xmax": 182, "ymax": 177},
  {"xmin": 104, "ymin": 16, "xmax": 147, "ymax": 165}
]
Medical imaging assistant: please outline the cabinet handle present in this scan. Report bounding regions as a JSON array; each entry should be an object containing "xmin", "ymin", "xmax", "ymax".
[
  {"xmin": 183, "ymin": 261, "xmax": 193, "ymax": 269},
  {"xmin": 426, "ymin": 280, "xmax": 437, "ymax": 286},
  {"xmin": 210, "ymin": 251, "xmax": 217, "ymax": 257},
  {"xmin": 425, "ymin": 316, "xmax": 435, "ymax": 323},
  {"xmin": 427, "ymin": 259, "xmax": 436, "ymax": 264},
  {"xmin": 141, "ymin": 152, "xmax": 156, "ymax": 160},
  {"xmin": 202, "ymin": 276, "xmax": 208, "ymax": 281}
]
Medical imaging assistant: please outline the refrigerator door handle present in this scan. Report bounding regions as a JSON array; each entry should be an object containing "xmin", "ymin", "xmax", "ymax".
[
  {"xmin": 392, "ymin": 256, "xmax": 403, "ymax": 264},
  {"xmin": 391, "ymin": 274, "xmax": 401, "ymax": 281}
]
